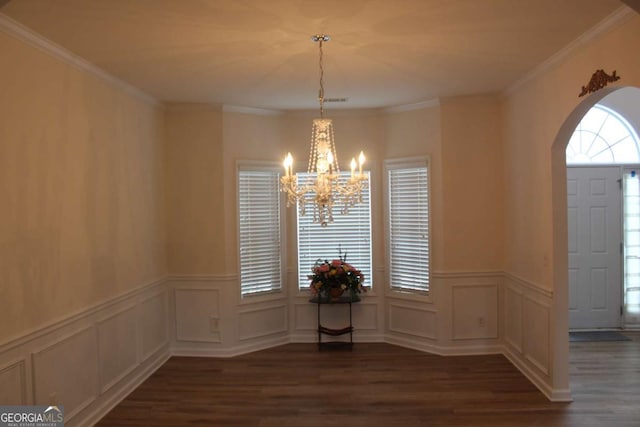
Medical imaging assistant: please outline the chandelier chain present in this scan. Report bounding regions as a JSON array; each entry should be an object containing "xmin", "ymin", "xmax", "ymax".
[{"xmin": 318, "ymin": 38, "xmax": 325, "ymax": 118}]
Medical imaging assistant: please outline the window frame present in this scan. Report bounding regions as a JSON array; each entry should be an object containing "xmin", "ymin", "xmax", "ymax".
[
  {"xmin": 384, "ymin": 157, "xmax": 431, "ymax": 298},
  {"xmin": 237, "ymin": 161, "xmax": 286, "ymax": 300},
  {"xmin": 566, "ymin": 104, "xmax": 640, "ymax": 165}
]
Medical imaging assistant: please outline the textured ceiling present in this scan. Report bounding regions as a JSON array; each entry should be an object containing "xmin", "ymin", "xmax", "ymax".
[{"xmin": 0, "ymin": 0, "xmax": 625, "ymax": 109}]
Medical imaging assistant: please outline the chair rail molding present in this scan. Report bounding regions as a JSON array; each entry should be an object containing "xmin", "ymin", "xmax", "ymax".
[{"xmin": 0, "ymin": 278, "xmax": 170, "ymax": 426}]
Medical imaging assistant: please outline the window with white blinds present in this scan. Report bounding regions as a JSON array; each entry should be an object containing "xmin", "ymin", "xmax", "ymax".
[
  {"xmin": 297, "ymin": 172, "xmax": 372, "ymax": 290},
  {"xmin": 386, "ymin": 159, "xmax": 430, "ymax": 293},
  {"xmin": 238, "ymin": 166, "xmax": 283, "ymax": 297}
]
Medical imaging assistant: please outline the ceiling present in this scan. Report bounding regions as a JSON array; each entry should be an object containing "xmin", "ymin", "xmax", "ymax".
[{"xmin": 0, "ymin": 0, "xmax": 626, "ymax": 110}]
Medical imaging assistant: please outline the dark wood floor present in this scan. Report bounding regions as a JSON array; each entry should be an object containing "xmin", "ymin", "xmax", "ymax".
[{"xmin": 97, "ymin": 332, "xmax": 640, "ymax": 426}]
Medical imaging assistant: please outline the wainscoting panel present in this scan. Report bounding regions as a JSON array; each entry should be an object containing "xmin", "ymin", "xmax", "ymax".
[
  {"xmin": 502, "ymin": 273, "xmax": 554, "ymax": 400},
  {"xmin": 32, "ymin": 326, "xmax": 99, "ymax": 419},
  {"xmin": 0, "ymin": 279, "xmax": 170, "ymax": 426},
  {"xmin": 293, "ymin": 302, "xmax": 317, "ymax": 332},
  {"xmin": 174, "ymin": 288, "xmax": 220, "ymax": 343},
  {"xmin": 388, "ymin": 302, "xmax": 437, "ymax": 339},
  {"xmin": 353, "ymin": 303, "xmax": 378, "ymax": 331},
  {"xmin": 238, "ymin": 304, "xmax": 287, "ymax": 341},
  {"xmin": 0, "ymin": 359, "xmax": 26, "ymax": 405},
  {"xmin": 169, "ymin": 275, "xmax": 292, "ymax": 356},
  {"xmin": 0, "ymin": 270, "xmax": 567, "ymax": 424},
  {"xmin": 451, "ymin": 284, "xmax": 499, "ymax": 340},
  {"xmin": 140, "ymin": 292, "xmax": 169, "ymax": 360},
  {"xmin": 523, "ymin": 295, "xmax": 551, "ymax": 375},
  {"xmin": 505, "ymin": 285, "xmax": 524, "ymax": 353},
  {"xmin": 97, "ymin": 307, "xmax": 139, "ymax": 394},
  {"xmin": 311, "ymin": 304, "xmax": 352, "ymax": 331}
]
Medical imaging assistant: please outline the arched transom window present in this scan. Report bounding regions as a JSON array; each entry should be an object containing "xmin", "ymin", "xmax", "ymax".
[{"xmin": 566, "ymin": 105, "xmax": 640, "ymax": 164}]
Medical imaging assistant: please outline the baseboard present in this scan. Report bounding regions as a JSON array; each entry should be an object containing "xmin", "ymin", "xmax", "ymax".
[
  {"xmin": 289, "ymin": 333, "xmax": 386, "ymax": 344},
  {"xmin": 385, "ymin": 334, "xmax": 503, "ymax": 356},
  {"xmin": 384, "ymin": 334, "xmax": 442, "ymax": 355},
  {"xmin": 171, "ymin": 335, "xmax": 291, "ymax": 358},
  {"xmin": 548, "ymin": 388, "xmax": 573, "ymax": 402},
  {"xmin": 438, "ymin": 344, "xmax": 504, "ymax": 356},
  {"xmin": 502, "ymin": 345, "xmax": 572, "ymax": 402},
  {"xmin": 387, "ymin": 333, "xmax": 567, "ymax": 401},
  {"xmin": 74, "ymin": 346, "xmax": 171, "ymax": 427}
]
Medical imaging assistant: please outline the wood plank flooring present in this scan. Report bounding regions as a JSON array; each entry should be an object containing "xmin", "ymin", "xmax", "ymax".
[{"xmin": 97, "ymin": 332, "xmax": 640, "ymax": 426}]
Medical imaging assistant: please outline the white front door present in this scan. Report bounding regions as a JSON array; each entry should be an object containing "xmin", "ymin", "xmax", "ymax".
[{"xmin": 568, "ymin": 166, "xmax": 622, "ymax": 329}]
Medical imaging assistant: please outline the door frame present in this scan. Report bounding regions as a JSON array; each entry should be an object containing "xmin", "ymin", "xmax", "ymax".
[{"xmin": 550, "ymin": 85, "xmax": 639, "ymax": 400}]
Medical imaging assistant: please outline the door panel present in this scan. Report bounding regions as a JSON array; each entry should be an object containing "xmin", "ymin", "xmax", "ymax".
[{"xmin": 568, "ymin": 166, "xmax": 622, "ymax": 329}]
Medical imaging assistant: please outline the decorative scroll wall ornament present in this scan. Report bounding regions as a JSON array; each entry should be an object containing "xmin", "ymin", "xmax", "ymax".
[{"xmin": 578, "ymin": 69, "xmax": 621, "ymax": 97}]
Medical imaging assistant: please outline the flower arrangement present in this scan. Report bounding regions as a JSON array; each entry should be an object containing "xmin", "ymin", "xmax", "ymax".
[{"xmin": 308, "ymin": 251, "xmax": 366, "ymax": 299}]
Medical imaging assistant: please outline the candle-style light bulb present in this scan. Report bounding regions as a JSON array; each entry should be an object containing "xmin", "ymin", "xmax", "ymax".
[
  {"xmin": 358, "ymin": 151, "xmax": 365, "ymax": 175},
  {"xmin": 284, "ymin": 152, "xmax": 293, "ymax": 177},
  {"xmin": 350, "ymin": 158, "xmax": 356, "ymax": 179},
  {"xmin": 327, "ymin": 152, "xmax": 334, "ymax": 173}
]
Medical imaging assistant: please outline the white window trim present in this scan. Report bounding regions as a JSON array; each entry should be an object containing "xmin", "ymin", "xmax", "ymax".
[
  {"xmin": 384, "ymin": 157, "xmax": 432, "ymax": 302},
  {"xmin": 237, "ymin": 160, "xmax": 287, "ymax": 303}
]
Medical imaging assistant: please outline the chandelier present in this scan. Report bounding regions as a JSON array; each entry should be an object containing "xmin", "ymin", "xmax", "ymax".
[{"xmin": 280, "ymin": 34, "xmax": 368, "ymax": 227}]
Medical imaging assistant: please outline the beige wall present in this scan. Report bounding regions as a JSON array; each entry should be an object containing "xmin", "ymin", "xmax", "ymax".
[
  {"xmin": 384, "ymin": 106, "xmax": 444, "ymax": 270},
  {"xmin": 166, "ymin": 101, "xmax": 503, "ymax": 286},
  {"xmin": 440, "ymin": 95, "xmax": 504, "ymax": 271},
  {"xmin": 503, "ymin": 13, "xmax": 640, "ymax": 288},
  {"xmin": 165, "ymin": 103, "xmax": 224, "ymax": 274},
  {"xmin": 383, "ymin": 98, "xmax": 504, "ymax": 274},
  {"xmin": 222, "ymin": 110, "xmax": 286, "ymax": 275},
  {"xmin": 0, "ymin": 31, "xmax": 166, "ymax": 343}
]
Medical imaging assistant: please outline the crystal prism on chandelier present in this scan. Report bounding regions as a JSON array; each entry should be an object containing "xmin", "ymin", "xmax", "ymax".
[{"xmin": 280, "ymin": 34, "xmax": 368, "ymax": 227}]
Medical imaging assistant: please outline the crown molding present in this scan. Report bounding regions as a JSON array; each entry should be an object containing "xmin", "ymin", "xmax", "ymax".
[
  {"xmin": 502, "ymin": 5, "xmax": 635, "ymax": 98},
  {"xmin": 165, "ymin": 102, "xmax": 222, "ymax": 112},
  {"xmin": 223, "ymin": 104, "xmax": 283, "ymax": 116},
  {"xmin": 384, "ymin": 99, "xmax": 440, "ymax": 113},
  {"xmin": 0, "ymin": 12, "xmax": 159, "ymax": 106}
]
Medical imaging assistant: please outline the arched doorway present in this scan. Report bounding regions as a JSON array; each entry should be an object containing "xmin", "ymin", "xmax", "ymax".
[
  {"xmin": 550, "ymin": 85, "xmax": 640, "ymax": 398},
  {"xmin": 565, "ymin": 102, "xmax": 640, "ymax": 329}
]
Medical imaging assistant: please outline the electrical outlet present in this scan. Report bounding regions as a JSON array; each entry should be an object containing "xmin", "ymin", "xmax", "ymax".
[
  {"xmin": 478, "ymin": 317, "xmax": 486, "ymax": 327},
  {"xmin": 210, "ymin": 317, "xmax": 219, "ymax": 332},
  {"xmin": 49, "ymin": 392, "xmax": 57, "ymax": 405}
]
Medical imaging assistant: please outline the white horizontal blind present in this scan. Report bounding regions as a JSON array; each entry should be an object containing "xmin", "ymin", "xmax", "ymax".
[
  {"xmin": 623, "ymin": 168, "xmax": 640, "ymax": 325},
  {"xmin": 239, "ymin": 168, "xmax": 282, "ymax": 296},
  {"xmin": 388, "ymin": 162, "xmax": 429, "ymax": 292},
  {"xmin": 297, "ymin": 172, "xmax": 372, "ymax": 290}
]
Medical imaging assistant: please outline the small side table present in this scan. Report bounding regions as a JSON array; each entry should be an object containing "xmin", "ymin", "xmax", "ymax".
[{"xmin": 309, "ymin": 295, "xmax": 360, "ymax": 350}]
